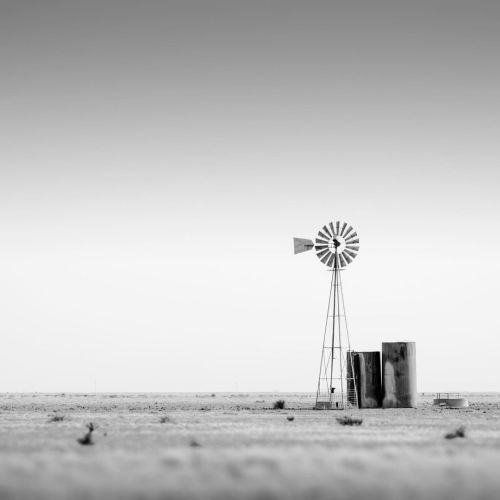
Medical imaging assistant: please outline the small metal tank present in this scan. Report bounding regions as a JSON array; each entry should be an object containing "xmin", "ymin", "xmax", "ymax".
[
  {"xmin": 382, "ymin": 341, "xmax": 417, "ymax": 408},
  {"xmin": 356, "ymin": 351, "xmax": 382, "ymax": 408},
  {"xmin": 347, "ymin": 351, "xmax": 382, "ymax": 408}
]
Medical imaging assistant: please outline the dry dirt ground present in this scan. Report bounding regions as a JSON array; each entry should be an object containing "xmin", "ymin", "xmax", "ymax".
[{"xmin": 0, "ymin": 392, "xmax": 499, "ymax": 500}]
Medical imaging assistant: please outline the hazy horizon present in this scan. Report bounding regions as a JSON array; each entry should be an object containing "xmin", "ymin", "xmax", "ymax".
[{"xmin": 1, "ymin": 0, "xmax": 499, "ymax": 393}]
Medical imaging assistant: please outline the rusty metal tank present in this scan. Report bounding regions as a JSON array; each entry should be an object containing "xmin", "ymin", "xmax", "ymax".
[
  {"xmin": 347, "ymin": 351, "xmax": 382, "ymax": 408},
  {"xmin": 382, "ymin": 342, "xmax": 417, "ymax": 408}
]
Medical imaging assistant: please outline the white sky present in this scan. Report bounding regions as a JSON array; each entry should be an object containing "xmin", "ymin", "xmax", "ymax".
[{"xmin": 1, "ymin": 0, "xmax": 499, "ymax": 392}]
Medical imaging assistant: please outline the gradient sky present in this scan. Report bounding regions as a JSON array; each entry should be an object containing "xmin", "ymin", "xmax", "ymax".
[{"xmin": 1, "ymin": 0, "xmax": 499, "ymax": 392}]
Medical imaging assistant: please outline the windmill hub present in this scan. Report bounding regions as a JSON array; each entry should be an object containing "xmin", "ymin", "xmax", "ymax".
[{"xmin": 328, "ymin": 236, "xmax": 344, "ymax": 251}]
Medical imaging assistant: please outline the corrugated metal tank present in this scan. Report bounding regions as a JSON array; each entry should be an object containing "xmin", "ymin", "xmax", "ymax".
[
  {"xmin": 382, "ymin": 341, "xmax": 417, "ymax": 408},
  {"xmin": 347, "ymin": 351, "xmax": 382, "ymax": 408}
]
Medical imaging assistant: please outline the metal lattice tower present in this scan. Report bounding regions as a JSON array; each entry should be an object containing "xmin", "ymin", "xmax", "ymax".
[{"xmin": 293, "ymin": 221, "xmax": 360, "ymax": 410}]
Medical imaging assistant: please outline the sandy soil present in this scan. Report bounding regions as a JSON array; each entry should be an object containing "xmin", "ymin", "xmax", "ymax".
[{"xmin": 0, "ymin": 392, "xmax": 499, "ymax": 499}]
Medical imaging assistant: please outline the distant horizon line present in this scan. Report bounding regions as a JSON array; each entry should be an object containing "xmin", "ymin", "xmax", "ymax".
[{"xmin": 1, "ymin": 391, "xmax": 498, "ymax": 395}]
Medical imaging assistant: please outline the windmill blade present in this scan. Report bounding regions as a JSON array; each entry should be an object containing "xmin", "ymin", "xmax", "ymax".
[
  {"xmin": 318, "ymin": 230, "xmax": 330, "ymax": 241},
  {"xmin": 315, "ymin": 244, "xmax": 329, "ymax": 251},
  {"xmin": 320, "ymin": 252, "xmax": 331, "ymax": 265},
  {"xmin": 316, "ymin": 248, "xmax": 330, "ymax": 259},
  {"xmin": 338, "ymin": 253, "xmax": 347, "ymax": 268},
  {"xmin": 345, "ymin": 245, "xmax": 359, "ymax": 252},
  {"xmin": 323, "ymin": 225, "xmax": 333, "ymax": 238},
  {"xmin": 342, "ymin": 251, "xmax": 352, "ymax": 264},
  {"xmin": 344, "ymin": 249, "xmax": 358, "ymax": 259},
  {"xmin": 315, "ymin": 237, "xmax": 329, "ymax": 245},
  {"xmin": 346, "ymin": 238, "xmax": 359, "ymax": 245},
  {"xmin": 293, "ymin": 238, "xmax": 314, "ymax": 254},
  {"xmin": 340, "ymin": 222, "xmax": 347, "ymax": 236},
  {"xmin": 345, "ymin": 232, "xmax": 358, "ymax": 242},
  {"xmin": 344, "ymin": 226, "xmax": 353, "ymax": 238},
  {"xmin": 329, "ymin": 222, "xmax": 336, "ymax": 236},
  {"xmin": 326, "ymin": 253, "xmax": 335, "ymax": 267},
  {"xmin": 335, "ymin": 221, "xmax": 340, "ymax": 234}
]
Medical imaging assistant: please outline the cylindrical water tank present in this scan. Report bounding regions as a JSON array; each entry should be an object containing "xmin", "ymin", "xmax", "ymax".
[
  {"xmin": 347, "ymin": 351, "xmax": 382, "ymax": 408},
  {"xmin": 382, "ymin": 342, "xmax": 417, "ymax": 408},
  {"xmin": 357, "ymin": 351, "xmax": 382, "ymax": 408}
]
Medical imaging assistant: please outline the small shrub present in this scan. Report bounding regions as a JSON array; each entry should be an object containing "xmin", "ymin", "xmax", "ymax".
[
  {"xmin": 48, "ymin": 415, "xmax": 64, "ymax": 422},
  {"xmin": 336, "ymin": 416, "xmax": 363, "ymax": 426},
  {"xmin": 77, "ymin": 423, "xmax": 95, "ymax": 446},
  {"xmin": 287, "ymin": 416, "xmax": 295, "ymax": 422},
  {"xmin": 190, "ymin": 439, "xmax": 201, "ymax": 447},
  {"xmin": 273, "ymin": 400, "xmax": 286, "ymax": 410},
  {"xmin": 160, "ymin": 416, "xmax": 171, "ymax": 424},
  {"xmin": 445, "ymin": 425, "xmax": 466, "ymax": 439}
]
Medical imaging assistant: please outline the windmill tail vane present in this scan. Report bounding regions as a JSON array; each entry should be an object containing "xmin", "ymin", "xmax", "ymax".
[
  {"xmin": 293, "ymin": 238, "xmax": 314, "ymax": 254},
  {"xmin": 293, "ymin": 221, "xmax": 360, "ymax": 410}
]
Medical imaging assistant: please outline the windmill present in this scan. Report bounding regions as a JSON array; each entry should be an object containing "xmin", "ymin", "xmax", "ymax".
[{"xmin": 294, "ymin": 221, "xmax": 360, "ymax": 410}]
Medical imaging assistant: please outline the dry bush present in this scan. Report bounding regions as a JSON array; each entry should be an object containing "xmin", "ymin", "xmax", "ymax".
[
  {"xmin": 77, "ymin": 423, "xmax": 95, "ymax": 446},
  {"xmin": 160, "ymin": 416, "xmax": 172, "ymax": 424},
  {"xmin": 48, "ymin": 415, "xmax": 64, "ymax": 422},
  {"xmin": 286, "ymin": 416, "xmax": 295, "ymax": 422},
  {"xmin": 336, "ymin": 416, "xmax": 363, "ymax": 426},
  {"xmin": 273, "ymin": 400, "xmax": 286, "ymax": 410},
  {"xmin": 445, "ymin": 425, "xmax": 466, "ymax": 439}
]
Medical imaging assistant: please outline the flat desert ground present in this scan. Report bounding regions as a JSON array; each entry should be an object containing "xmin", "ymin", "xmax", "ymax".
[{"xmin": 1, "ymin": 393, "xmax": 499, "ymax": 500}]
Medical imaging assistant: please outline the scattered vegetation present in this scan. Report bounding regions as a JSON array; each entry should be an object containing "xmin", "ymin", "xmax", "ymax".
[
  {"xmin": 48, "ymin": 415, "xmax": 64, "ymax": 422},
  {"xmin": 190, "ymin": 439, "xmax": 201, "ymax": 447},
  {"xmin": 273, "ymin": 400, "xmax": 286, "ymax": 410},
  {"xmin": 336, "ymin": 416, "xmax": 363, "ymax": 426},
  {"xmin": 286, "ymin": 416, "xmax": 295, "ymax": 422},
  {"xmin": 77, "ymin": 423, "xmax": 95, "ymax": 446},
  {"xmin": 445, "ymin": 425, "xmax": 466, "ymax": 439},
  {"xmin": 160, "ymin": 416, "xmax": 172, "ymax": 424}
]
